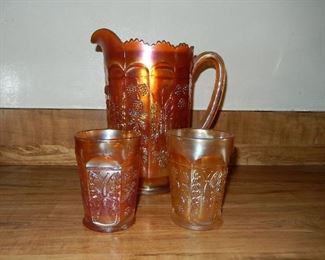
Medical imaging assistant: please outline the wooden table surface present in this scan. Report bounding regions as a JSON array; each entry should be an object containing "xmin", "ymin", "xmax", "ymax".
[{"xmin": 0, "ymin": 165, "xmax": 324, "ymax": 259}]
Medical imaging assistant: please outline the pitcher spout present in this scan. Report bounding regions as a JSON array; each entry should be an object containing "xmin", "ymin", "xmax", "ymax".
[{"xmin": 91, "ymin": 28, "xmax": 123, "ymax": 54}]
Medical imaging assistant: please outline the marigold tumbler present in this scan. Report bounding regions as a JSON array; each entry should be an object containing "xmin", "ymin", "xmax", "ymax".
[
  {"xmin": 167, "ymin": 129, "xmax": 234, "ymax": 231},
  {"xmin": 75, "ymin": 129, "xmax": 141, "ymax": 232}
]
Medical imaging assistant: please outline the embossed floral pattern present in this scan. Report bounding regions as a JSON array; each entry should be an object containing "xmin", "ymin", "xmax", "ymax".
[
  {"xmin": 100, "ymin": 37, "xmax": 193, "ymax": 185},
  {"xmin": 170, "ymin": 162, "xmax": 228, "ymax": 224},
  {"xmin": 87, "ymin": 165, "xmax": 138, "ymax": 225},
  {"xmin": 106, "ymin": 78, "xmax": 189, "ymax": 178}
]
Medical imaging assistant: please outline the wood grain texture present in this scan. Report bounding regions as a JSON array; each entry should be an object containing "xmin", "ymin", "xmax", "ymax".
[
  {"xmin": 1, "ymin": 109, "xmax": 325, "ymax": 165},
  {"xmin": 0, "ymin": 109, "xmax": 106, "ymax": 147},
  {"xmin": 0, "ymin": 145, "xmax": 75, "ymax": 165},
  {"xmin": 0, "ymin": 165, "xmax": 324, "ymax": 259}
]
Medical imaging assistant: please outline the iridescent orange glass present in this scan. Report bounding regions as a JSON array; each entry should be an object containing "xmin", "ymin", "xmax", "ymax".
[
  {"xmin": 167, "ymin": 129, "xmax": 234, "ymax": 231},
  {"xmin": 91, "ymin": 28, "xmax": 226, "ymax": 194},
  {"xmin": 75, "ymin": 129, "xmax": 141, "ymax": 233}
]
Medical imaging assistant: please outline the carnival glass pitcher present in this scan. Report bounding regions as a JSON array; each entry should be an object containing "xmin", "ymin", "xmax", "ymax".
[{"xmin": 91, "ymin": 28, "xmax": 226, "ymax": 194}]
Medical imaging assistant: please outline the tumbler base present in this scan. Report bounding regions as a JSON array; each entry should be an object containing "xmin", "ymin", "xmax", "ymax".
[
  {"xmin": 171, "ymin": 211, "xmax": 223, "ymax": 231},
  {"xmin": 83, "ymin": 217, "xmax": 135, "ymax": 233}
]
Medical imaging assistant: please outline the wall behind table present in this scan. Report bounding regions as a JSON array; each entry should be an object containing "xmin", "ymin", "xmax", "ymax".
[{"xmin": 1, "ymin": 0, "xmax": 325, "ymax": 111}]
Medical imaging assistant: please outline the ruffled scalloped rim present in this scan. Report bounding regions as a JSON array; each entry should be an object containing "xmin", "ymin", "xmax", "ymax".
[{"xmin": 123, "ymin": 38, "xmax": 193, "ymax": 50}]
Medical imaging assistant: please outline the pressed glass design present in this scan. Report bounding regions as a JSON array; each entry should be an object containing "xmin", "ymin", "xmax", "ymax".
[
  {"xmin": 167, "ymin": 129, "xmax": 234, "ymax": 230},
  {"xmin": 91, "ymin": 28, "xmax": 226, "ymax": 194},
  {"xmin": 75, "ymin": 129, "xmax": 141, "ymax": 232}
]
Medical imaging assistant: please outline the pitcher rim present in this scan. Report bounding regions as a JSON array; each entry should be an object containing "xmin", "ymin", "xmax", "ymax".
[{"xmin": 123, "ymin": 38, "xmax": 194, "ymax": 50}]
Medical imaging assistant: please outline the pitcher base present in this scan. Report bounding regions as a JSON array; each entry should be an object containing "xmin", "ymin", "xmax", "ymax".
[{"xmin": 140, "ymin": 176, "xmax": 170, "ymax": 195}]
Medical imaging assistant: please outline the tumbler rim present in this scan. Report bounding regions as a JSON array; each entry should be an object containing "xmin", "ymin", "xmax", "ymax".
[
  {"xmin": 74, "ymin": 128, "xmax": 141, "ymax": 141},
  {"xmin": 167, "ymin": 128, "xmax": 234, "ymax": 141}
]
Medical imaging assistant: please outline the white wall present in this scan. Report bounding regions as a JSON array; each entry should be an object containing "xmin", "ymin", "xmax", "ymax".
[{"xmin": 0, "ymin": 0, "xmax": 324, "ymax": 111}]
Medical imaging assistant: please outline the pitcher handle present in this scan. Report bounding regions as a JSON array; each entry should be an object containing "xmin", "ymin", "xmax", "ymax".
[{"xmin": 192, "ymin": 51, "xmax": 226, "ymax": 129}]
